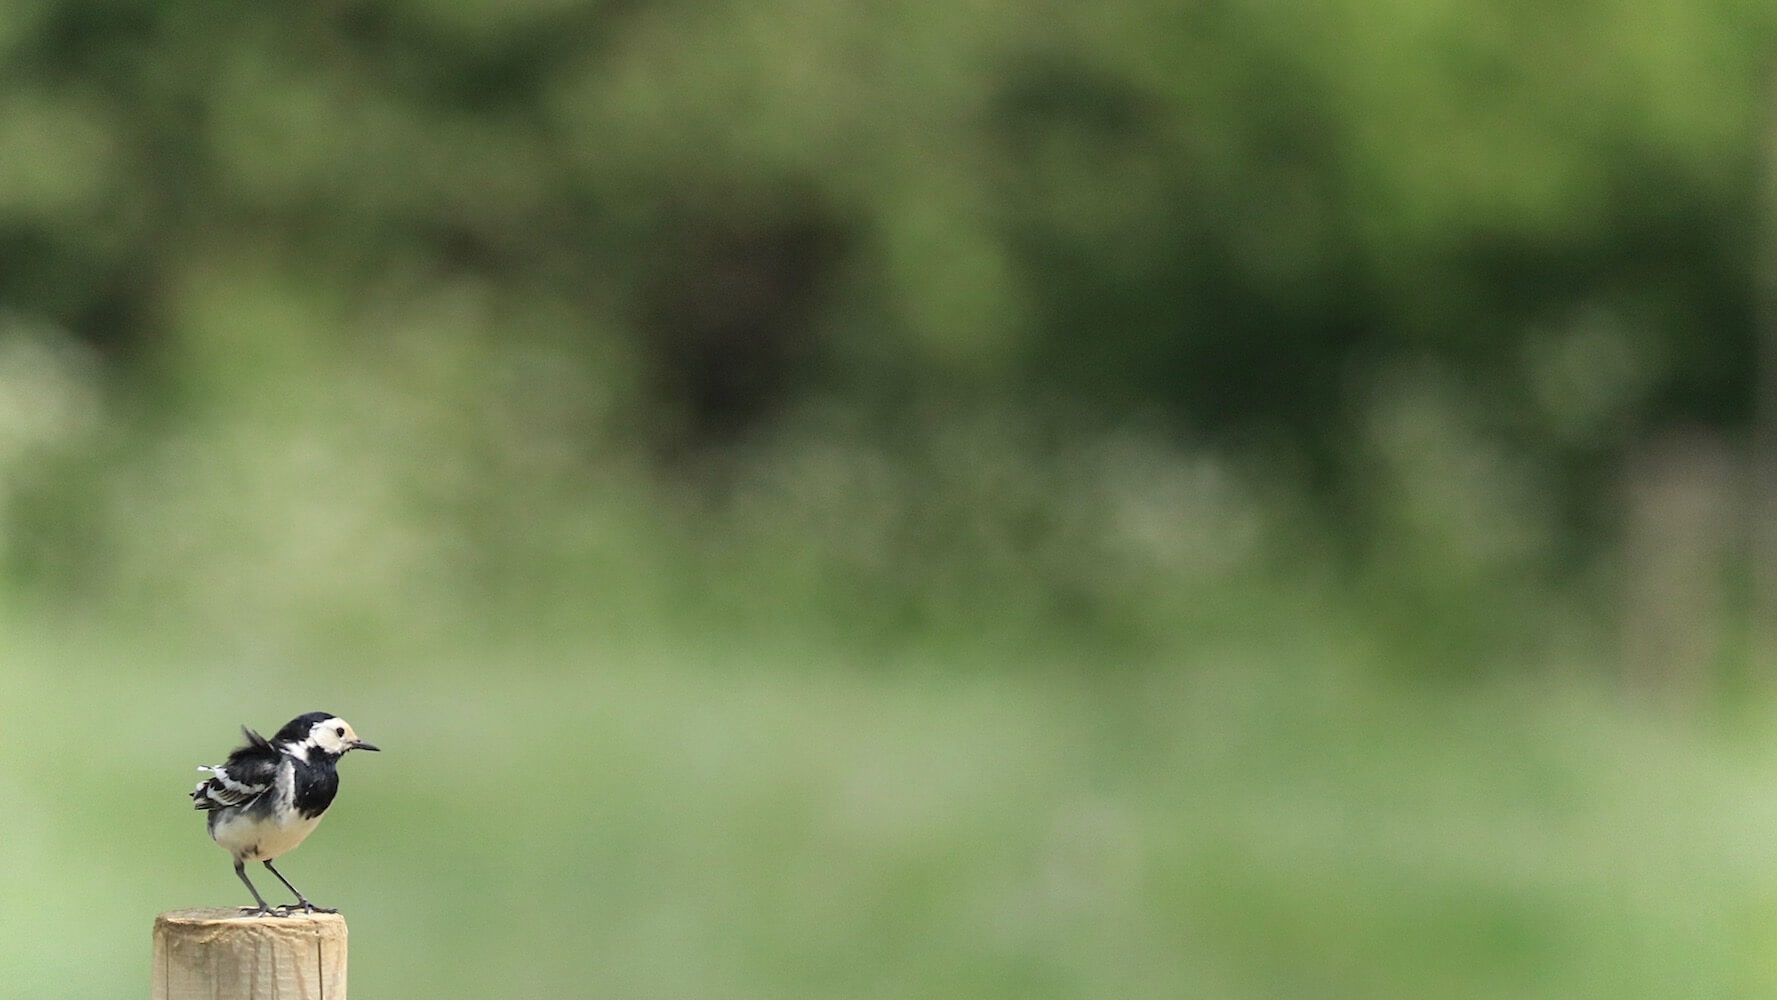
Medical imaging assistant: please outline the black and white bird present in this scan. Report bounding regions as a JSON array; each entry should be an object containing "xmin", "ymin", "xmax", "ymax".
[{"xmin": 191, "ymin": 712, "xmax": 380, "ymax": 916}]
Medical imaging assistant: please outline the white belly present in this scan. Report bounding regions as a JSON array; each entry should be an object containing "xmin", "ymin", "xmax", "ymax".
[{"xmin": 211, "ymin": 807, "xmax": 326, "ymax": 861}]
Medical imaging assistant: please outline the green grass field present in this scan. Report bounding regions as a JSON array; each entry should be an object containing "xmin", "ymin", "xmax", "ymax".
[{"xmin": 7, "ymin": 620, "xmax": 1777, "ymax": 999}]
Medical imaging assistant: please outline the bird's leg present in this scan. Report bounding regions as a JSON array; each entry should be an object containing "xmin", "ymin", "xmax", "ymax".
[
  {"xmin": 234, "ymin": 859, "xmax": 285, "ymax": 917},
  {"xmin": 262, "ymin": 859, "xmax": 337, "ymax": 914}
]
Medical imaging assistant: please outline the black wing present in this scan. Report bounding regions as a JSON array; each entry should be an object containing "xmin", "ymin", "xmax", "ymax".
[{"xmin": 190, "ymin": 727, "xmax": 282, "ymax": 811}]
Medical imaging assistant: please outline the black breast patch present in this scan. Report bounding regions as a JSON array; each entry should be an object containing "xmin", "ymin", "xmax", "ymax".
[{"xmin": 292, "ymin": 763, "xmax": 340, "ymax": 819}]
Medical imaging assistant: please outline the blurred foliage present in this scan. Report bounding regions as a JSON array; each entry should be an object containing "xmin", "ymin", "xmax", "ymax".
[{"xmin": 0, "ymin": 0, "xmax": 1774, "ymax": 657}]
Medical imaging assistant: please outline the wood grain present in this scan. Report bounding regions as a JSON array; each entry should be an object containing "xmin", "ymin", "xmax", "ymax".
[{"xmin": 153, "ymin": 908, "xmax": 347, "ymax": 1000}]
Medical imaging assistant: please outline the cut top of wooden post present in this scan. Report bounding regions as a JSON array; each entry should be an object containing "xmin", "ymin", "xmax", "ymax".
[{"xmin": 153, "ymin": 908, "xmax": 347, "ymax": 1000}]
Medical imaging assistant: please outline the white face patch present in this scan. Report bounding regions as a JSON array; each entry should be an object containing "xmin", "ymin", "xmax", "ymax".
[{"xmin": 305, "ymin": 717, "xmax": 358, "ymax": 756}]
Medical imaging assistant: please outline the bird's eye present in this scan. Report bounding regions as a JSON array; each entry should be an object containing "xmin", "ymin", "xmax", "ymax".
[{"xmin": 335, "ymin": 726, "xmax": 345, "ymax": 737}]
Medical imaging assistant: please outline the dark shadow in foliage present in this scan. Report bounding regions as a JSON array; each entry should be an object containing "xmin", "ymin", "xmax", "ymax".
[
  {"xmin": 632, "ymin": 182, "xmax": 855, "ymax": 458},
  {"xmin": 985, "ymin": 52, "xmax": 1371, "ymax": 473},
  {"xmin": 333, "ymin": 0, "xmax": 644, "ymax": 112}
]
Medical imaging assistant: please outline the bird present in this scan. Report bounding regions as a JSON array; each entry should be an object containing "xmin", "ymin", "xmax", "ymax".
[{"xmin": 190, "ymin": 712, "xmax": 380, "ymax": 916}]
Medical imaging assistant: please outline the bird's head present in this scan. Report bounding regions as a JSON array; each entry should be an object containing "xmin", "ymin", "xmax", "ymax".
[{"xmin": 277, "ymin": 712, "xmax": 381, "ymax": 760}]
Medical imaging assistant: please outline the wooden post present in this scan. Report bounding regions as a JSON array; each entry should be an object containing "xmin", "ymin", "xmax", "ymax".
[{"xmin": 153, "ymin": 908, "xmax": 347, "ymax": 1000}]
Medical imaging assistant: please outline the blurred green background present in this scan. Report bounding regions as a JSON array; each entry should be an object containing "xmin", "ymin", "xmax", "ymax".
[{"xmin": 5, "ymin": 1, "xmax": 1777, "ymax": 996}]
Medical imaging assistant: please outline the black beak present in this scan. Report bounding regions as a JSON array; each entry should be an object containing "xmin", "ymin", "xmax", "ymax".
[{"xmin": 350, "ymin": 739, "xmax": 381, "ymax": 752}]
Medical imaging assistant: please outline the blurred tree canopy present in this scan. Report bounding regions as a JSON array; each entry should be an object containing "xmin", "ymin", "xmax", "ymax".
[{"xmin": 1, "ymin": 0, "xmax": 1774, "ymax": 664}]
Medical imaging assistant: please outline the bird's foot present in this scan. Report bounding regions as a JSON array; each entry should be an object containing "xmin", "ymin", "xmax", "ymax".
[
  {"xmin": 241, "ymin": 905, "xmax": 290, "ymax": 918},
  {"xmin": 279, "ymin": 900, "xmax": 338, "ymax": 915}
]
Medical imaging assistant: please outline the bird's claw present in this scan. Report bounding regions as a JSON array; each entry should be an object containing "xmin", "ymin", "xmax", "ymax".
[
  {"xmin": 241, "ymin": 906, "xmax": 290, "ymax": 918},
  {"xmin": 278, "ymin": 901, "xmax": 338, "ymax": 915}
]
